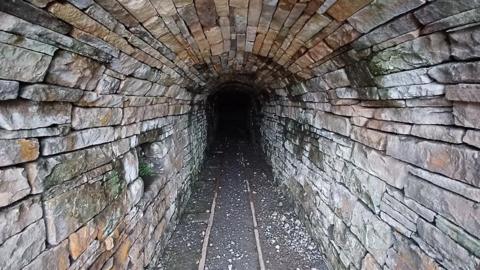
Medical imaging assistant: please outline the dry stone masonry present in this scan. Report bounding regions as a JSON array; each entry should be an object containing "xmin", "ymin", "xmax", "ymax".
[{"xmin": 0, "ymin": 0, "xmax": 479, "ymax": 269}]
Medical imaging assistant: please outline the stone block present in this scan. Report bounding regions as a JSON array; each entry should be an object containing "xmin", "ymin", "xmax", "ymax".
[
  {"xmin": 341, "ymin": 164, "xmax": 386, "ymax": 213},
  {"xmin": 332, "ymin": 216, "xmax": 367, "ymax": 268},
  {"xmin": 365, "ymin": 119, "xmax": 411, "ymax": 135},
  {"xmin": 436, "ymin": 216, "xmax": 480, "ymax": 258},
  {"xmin": 388, "ymin": 135, "xmax": 480, "ymax": 187},
  {"xmin": 0, "ymin": 196, "xmax": 42, "ymax": 244},
  {"xmin": 44, "ymin": 172, "xmax": 125, "ymax": 245},
  {"xmin": 330, "ymin": 183, "xmax": 357, "ymax": 226},
  {"xmin": 325, "ymin": 23, "xmax": 360, "ymax": 50},
  {"xmin": 0, "ymin": 11, "xmax": 110, "ymax": 62},
  {"xmin": 445, "ymin": 84, "xmax": 480, "ymax": 103},
  {"xmin": 369, "ymin": 33, "xmax": 449, "ymax": 75},
  {"xmin": 313, "ymin": 112, "xmax": 351, "ymax": 137},
  {"xmin": 23, "ymin": 240, "xmax": 69, "ymax": 270},
  {"xmin": 373, "ymin": 107, "xmax": 453, "ymax": 125},
  {"xmin": 406, "ymin": 173, "xmax": 480, "ymax": 238},
  {"xmin": 464, "ymin": 130, "xmax": 480, "ymax": 149},
  {"xmin": 453, "ymin": 102, "xmax": 480, "ymax": 129},
  {"xmin": 374, "ymin": 68, "xmax": 432, "ymax": 88},
  {"xmin": 361, "ymin": 253, "xmax": 381, "ymax": 270},
  {"xmin": 96, "ymin": 73, "xmax": 121, "ymax": 94},
  {"xmin": 428, "ymin": 61, "xmax": 480, "ymax": 84},
  {"xmin": 0, "ymin": 219, "xmax": 46, "ymax": 270},
  {"xmin": 354, "ymin": 13, "xmax": 419, "ymax": 50},
  {"xmin": 350, "ymin": 201, "xmax": 393, "ymax": 265},
  {"xmin": 350, "ymin": 126, "xmax": 387, "ymax": 150},
  {"xmin": 108, "ymin": 53, "xmax": 142, "ymax": 76},
  {"xmin": 323, "ymin": 69, "xmax": 350, "ymax": 89},
  {"xmin": 0, "ymin": 167, "xmax": 31, "ymax": 207},
  {"xmin": 41, "ymin": 127, "xmax": 115, "ymax": 156},
  {"xmin": 72, "ymin": 107, "xmax": 123, "ymax": 129},
  {"xmin": 380, "ymin": 194, "xmax": 417, "ymax": 233},
  {"xmin": 326, "ymin": 0, "xmax": 372, "ymax": 22},
  {"xmin": 411, "ymin": 125, "xmax": 464, "ymax": 144},
  {"xmin": 0, "ymin": 43, "xmax": 51, "ymax": 82},
  {"xmin": 68, "ymin": 221, "xmax": 97, "ymax": 259},
  {"xmin": 450, "ymin": 25, "xmax": 480, "ymax": 60},
  {"xmin": 0, "ymin": 80, "xmax": 19, "ymax": 100},
  {"xmin": 118, "ymin": 77, "xmax": 152, "ymax": 96},
  {"xmin": 127, "ymin": 178, "xmax": 144, "ymax": 208},
  {"xmin": 0, "ymin": 139, "xmax": 39, "ymax": 167},
  {"xmin": 348, "ymin": 0, "xmax": 426, "ymax": 33},
  {"xmin": 121, "ymin": 150, "xmax": 139, "ymax": 184},
  {"xmin": 414, "ymin": 0, "xmax": 480, "ymax": 25},
  {"xmin": 46, "ymin": 50, "xmax": 105, "ymax": 91},
  {"xmin": 296, "ymin": 14, "xmax": 331, "ymax": 42},
  {"xmin": 385, "ymin": 234, "xmax": 441, "ymax": 270},
  {"xmin": 76, "ymin": 92, "xmax": 123, "ymax": 107},
  {"xmin": 417, "ymin": 218, "xmax": 476, "ymax": 269},
  {"xmin": 351, "ymin": 143, "xmax": 408, "ymax": 189},
  {"xmin": 0, "ymin": 101, "xmax": 71, "ymax": 130},
  {"xmin": 20, "ymin": 84, "xmax": 84, "ymax": 102},
  {"xmin": 32, "ymin": 142, "xmax": 115, "ymax": 190},
  {"xmin": 377, "ymin": 84, "xmax": 444, "ymax": 100}
]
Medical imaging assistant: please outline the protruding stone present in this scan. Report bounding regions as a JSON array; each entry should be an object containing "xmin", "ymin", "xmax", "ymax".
[
  {"xmin": 351, "ymin": 143, "xmax": 408, "ymax": 189},
  {"xmin": 44, "ymin": 172, "xmax": 125, "ymax": 245},
  {"xmin": 0, "ymin": 167, "xmax": 31, "ymax": 207},
  {"xmin": 428, "ymin": 62, "xmax": 480, "ymax": 84},
  {"xmin": 445, "ymin": 84, "xmax": 480, "ymax": 103},
  {"xmin": 121, "ymin": 150, "xmax": 138, "ymax": 184},
  {"xmin": 0, "ymin": 80, "xmax": 19, "ymax": 100},
  {"xmin": 453, "ymin": 102, "xmax": 480, "ymax": 129},
  {"xmin": 0, "ymin": 196, "xmax": 42, "ymax": 244},
  {"xmin": 350, "ymin": 201, "xmax": 393, "ymax": 265},
  {"xmin": 41, "ymin": 127, "xmax": 115, "ymax": 155},
  {"xmin": 118, "ymin": 77, "xmax": 152, "ymax": 96},
  {"xmin": 411, "ymin": 125, "xmax": 464, "ymax": 144},
  {"xmin": 72, "ymin": 107, "xmax": 123, "ymax": 129},
  {"xmin": 0, "ymin": 43, "xmax": 52, "ymax": 82},
  {"xmin": 68, "ymin": 221, "xmax": 97, "ymax": 260},
  {"xmin": 0, "ymin": 139, "xmax": 39, "ymax": 167},
  {"xmin": 348, "ymin": 0, "xmax": 426, "ymax": 33},
  {"xmin": 20, "ymin": 84, "xmax": 84, "ymax": 102},
  {"xmin": 46, "ymin": 50, "xmax": 105, "ymax": 91},
  {"xmin": 417, "ymin": 218, "xmax": 477, "ymax": 270},
  {"xmin": 23, "ymin": 240, "xmax": 70, "ymax": 270},
  {"xmin": 373, "ymin": 107, "xmax": 453, "ymax": 125},
  {"xmin": 0, "ymin": 101, "xmax": 71, "ymax": 130},
  {"xmin": 369, "ymin": 33, "xmax": 450, "ymax": 75},
  {"xmin": 0, "ymin": 219, "xmax": 46, "ymax": 270},
  {"xmin": 406, "ymin": 173, "xmax": 480, "ymax": 238},
  {"xmin": 387, "ymin": 135, "xmax": 480, "ymax": 187}
]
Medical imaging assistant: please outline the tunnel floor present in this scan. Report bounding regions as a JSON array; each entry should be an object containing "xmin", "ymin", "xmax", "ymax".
[{"xmin": 157, "ymin": 133, "xmax": 327, "ymax": 270}]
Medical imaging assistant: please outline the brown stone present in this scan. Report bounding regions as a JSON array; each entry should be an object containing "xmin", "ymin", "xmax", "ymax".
[
  {"xmin": 69, "ymin": 221, "xmax": 98, "ymax": 259},
  {"xmin": 327, "ymin": 0, "xmax": 372, "ymax": 22}
]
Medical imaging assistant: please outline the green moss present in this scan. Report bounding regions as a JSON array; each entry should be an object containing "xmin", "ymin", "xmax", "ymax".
[
  {"xmin": 139, "ymin": 162, "xmax": 154, "ymax": 178},
  {"xmin": 104, "ymin": 170, "xmax": 125, "ymax": 200}
]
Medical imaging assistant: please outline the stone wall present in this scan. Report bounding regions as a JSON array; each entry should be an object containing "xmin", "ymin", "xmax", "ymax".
[
  {"xmin": 1, "ymin": 0, "xmax": 480, "ymax": 269},
  {"xmin": 0, "ymin": 5, "xmax": 207, "ymax": 270},
  {"xmin": 260, "ymin": 8, "xmax": 480, "ymax": 270}
]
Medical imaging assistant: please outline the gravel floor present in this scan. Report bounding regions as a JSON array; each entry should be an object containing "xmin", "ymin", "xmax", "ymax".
[{"xmin": 158, "ymin": 133, "xmax": 327, "ymax": 270}]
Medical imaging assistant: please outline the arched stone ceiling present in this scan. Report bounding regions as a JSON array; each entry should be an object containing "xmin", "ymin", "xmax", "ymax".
[{"xmin": 5, "ymin": 0, "xmax": 478, "ymax": 93}]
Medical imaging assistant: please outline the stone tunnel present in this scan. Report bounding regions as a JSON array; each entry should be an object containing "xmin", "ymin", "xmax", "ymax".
[{"xmin": 0, "ymin": 0, "xmax": 479, "ymax": 269}]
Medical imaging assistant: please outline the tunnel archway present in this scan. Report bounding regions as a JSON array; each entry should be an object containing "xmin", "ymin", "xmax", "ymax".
[{"xmin": 0, "ymin": 1, "xmax": 479, "ymax": 270}]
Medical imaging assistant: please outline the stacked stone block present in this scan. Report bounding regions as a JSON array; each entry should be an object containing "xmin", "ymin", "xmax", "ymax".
[
  {"xmin": 0, "ymin": 3, "xmax": 207, "ymax": 269},
  {"xmin": 260, "ymin": 6, "xmax": 480, "ymax": 269},
  {"xmin": 1, "ymin": 0, "xmax": 480, "ymax": 269}
]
